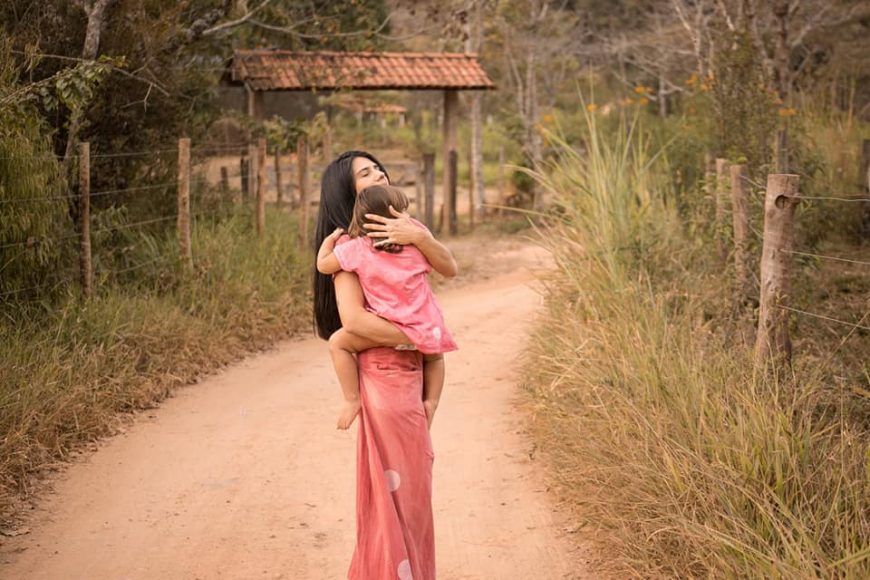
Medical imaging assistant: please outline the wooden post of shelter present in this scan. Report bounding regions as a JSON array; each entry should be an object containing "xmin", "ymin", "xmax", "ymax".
[
  {"xmin": 497, "ymin": 146, "xmax": 505, "ymax": 216},
  {"xmin": 256, "ymin": 137, "xmax": 266, "ymax": 237},
  {"xmin": 423, "ymin": 153, "xmax": 435, "ymax": 231},
  {"xmin": 177, "ymin": 137, "xmax": 193, "ymax": 268},
  {"xmin": 78, "ymin": 141, "xmax": 92, "ymax": 298},
  {"xmin": 754, "ymin": 173, "xmax": 800, "ymax": 369},
  {"xmin": 297, "ymin": 135, "xmax": 310, "ymax": 249},
  {"xmin": 730, "ymin": 164, "xmax": 751, "ymax": 304},
  {"xmin": 240, "ymin": 156, "xmax": 249, "ymax": 199},
  {"xmin": 274, "ymin": 147, "xmax": 284, "ymax": 209},
  {"xmin": 448, "ymin": 150, "xmax": 458, "ymax": 235},
  {"xmin": 443, "ymin": 90, "xmax": 459, "ymax": 236},
  {"xmin": 467, "ymin": 147, "xmax": 475, "ymax": 231},
  {"xmin": 247, "ymin": 143, "xmax": 257, "ymax": 201},
  {"xmin": 413, "ymin": 163, "xmax": 421, "ymax": 220}
]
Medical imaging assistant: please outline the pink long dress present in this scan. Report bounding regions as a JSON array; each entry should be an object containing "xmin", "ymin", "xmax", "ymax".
[{"xmin": 348, "ymin": 347, "xmax": 435, "ymax": 580}]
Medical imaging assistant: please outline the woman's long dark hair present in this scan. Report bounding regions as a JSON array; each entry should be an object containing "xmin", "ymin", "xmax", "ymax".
[{"xmin": 313, "ymin": 150, "xmax": 389, "ymax": 340}]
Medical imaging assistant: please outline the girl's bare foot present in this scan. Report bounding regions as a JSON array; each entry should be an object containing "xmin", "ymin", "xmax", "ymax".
[
  {"xmin": 337, "ymin": 400, "xmax": 361, "ymax": 430},
  {"xmin": 422, "ymin": 399, "xmax": 438, "ymax": 430}
]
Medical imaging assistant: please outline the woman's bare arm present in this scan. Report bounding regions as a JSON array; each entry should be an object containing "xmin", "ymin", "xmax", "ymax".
[
  {"xmin": 334, "ymin": 271, "xmax": 411, "ymax": 345},
  {"xmin": 363, "ymin": 207, "xmax": 458, "ymax": 277}
]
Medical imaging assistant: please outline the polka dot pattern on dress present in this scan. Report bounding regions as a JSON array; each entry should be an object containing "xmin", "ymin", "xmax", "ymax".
[
  {"xmin": 385, "ymin": 469, "xmax": 401, "ymax": 492},
  {"xmin": 397, "ymin": 558, "xmax": 413, "ymax": 580}
]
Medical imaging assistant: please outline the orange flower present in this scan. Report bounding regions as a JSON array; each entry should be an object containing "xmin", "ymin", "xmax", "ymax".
[
  {"xmin": 542, "ymin": 114, "xmax": 555, "ymax": 124},
  {"xmin": 777, "ymin": 107, "xmax": 798, "ymax": 117},
  {"xmin": 634, "ymin": 86, "xmax": 648, "ymax": 94},
  {"xmin": 639, "ymin": 97, "xmax": 649, "ymax": 106},
  {"xmin": 686, "ymin": 74, "xmax": 697, "ymax": 86},
  {"xmin": 586, "ymin": 103, "xmax": 598, "ymax": 112}
]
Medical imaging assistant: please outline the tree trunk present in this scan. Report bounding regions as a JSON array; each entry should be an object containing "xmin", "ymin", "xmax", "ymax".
[
  {"xmin": 773, "ymin": 1, "xmax": 791, "ymax": 172},
  {"xmin": 63, "ymin": 0, "xmax": 118, "ymax": 218},
  {"xmin": 465, "ymin": 0, "xmax": 486, "ymax": 219}
]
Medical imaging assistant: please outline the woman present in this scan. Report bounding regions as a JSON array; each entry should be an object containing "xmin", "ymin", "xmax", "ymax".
[{"xmin": 313, "ymin": 151, "xmax": 457, "ymax": 580}]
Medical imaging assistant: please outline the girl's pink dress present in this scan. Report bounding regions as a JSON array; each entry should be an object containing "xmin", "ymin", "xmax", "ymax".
[
  {"xmin": 332, "ymin": 233, "xmax": 457, "ymax": 354},
  {"xmin": 348, "ymin": 347, "xmax": 434, "ymax": 580}
]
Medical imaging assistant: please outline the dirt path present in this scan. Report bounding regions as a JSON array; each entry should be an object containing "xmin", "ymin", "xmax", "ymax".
[{"xmin": 0, "ymin": 236, "xmax": 591, "ymax": 580}]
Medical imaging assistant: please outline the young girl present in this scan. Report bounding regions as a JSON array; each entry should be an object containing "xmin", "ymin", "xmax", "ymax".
[{"xmin": 316, "ymin": 184, "xmax": 458, "ymax": 431}]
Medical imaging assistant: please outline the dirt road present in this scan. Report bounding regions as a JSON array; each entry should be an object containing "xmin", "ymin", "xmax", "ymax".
[{"xmin": 0, "ymin": 238, "xmax": 591, "ymax": 580}]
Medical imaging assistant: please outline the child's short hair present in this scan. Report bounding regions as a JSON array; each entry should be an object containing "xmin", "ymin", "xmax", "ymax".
[{"xmin": 348, "ymin": 184, "xmax": 410, "ymax": 240}]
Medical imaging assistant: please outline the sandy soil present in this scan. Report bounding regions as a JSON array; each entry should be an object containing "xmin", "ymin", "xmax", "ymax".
[{"xmin": 0, "ymin": 236, "xmax": 593, "ymax": 580}]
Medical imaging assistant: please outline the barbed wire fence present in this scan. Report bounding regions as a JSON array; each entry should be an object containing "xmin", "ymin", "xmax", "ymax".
[
  {"xmin": 708, "ymin": 158, "xmax": 870, "ymax": 369},
  {"xmin": 0, "ymin": 135, "xmax": 317, "ymax": 304}
]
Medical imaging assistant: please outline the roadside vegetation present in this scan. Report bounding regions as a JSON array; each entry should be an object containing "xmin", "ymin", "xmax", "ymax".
[{"xmin": 522, "ymin": 99, "xmax": 869, "ymax": 577}]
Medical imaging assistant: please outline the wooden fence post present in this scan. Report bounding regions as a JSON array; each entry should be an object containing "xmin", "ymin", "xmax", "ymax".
[
  {"xmin": 730, "ymin": 164, "xmax": 751, "ymax": 306},
  {"xmin": 423, "ymin": 153, "xmax": 435, "ymax": 231},
  {"xmin": 715, "ymin": 157, "xmax": 729, "ymax": 259},
  {"xmin": 448, "ymin": 150, "xmax": 458, "ymax": 235},
  {"xmin": 219, "ymin": 166, "xmax": 230, "ymax": 196},
  {"xmin": 860, "ymin": 139, "xmax": 870, "ymax": 191},
  {"xmin": 78, "ymin": 142, "xmax": 92, "ymax": 298},
  {"xmin": 754, "ymin": 173, "xmax": 800, "ymax": 369},
  {"xmin": 274, "ymin": 147, "xmax": 283, "ymax": 209},
  {"xmin": 177, "ymin": 137, "xmax": 192, "ymax": 268},
  {"xmin": 467, "ymin": 147, "xmax": 475, "ymax": 232},
  {"xmin": 861, "ymin": 139, "xmax": 870, "ymax": 239},
  {"xmin": 297, "ymin": 135, "xmax": 310, "ymax": 249},
  {"xmin": 256, "ymin": 138, "xmax": 266, "ymax": 237}
]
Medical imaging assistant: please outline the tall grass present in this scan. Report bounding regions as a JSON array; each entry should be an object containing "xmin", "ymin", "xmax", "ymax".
[
  {"xmin": 523, "ymin": 111, "xmax": 870, "ymax": 577},
  {"xmin": 0, "ymin": 207, "xmax": 311, "ymax": 524}
]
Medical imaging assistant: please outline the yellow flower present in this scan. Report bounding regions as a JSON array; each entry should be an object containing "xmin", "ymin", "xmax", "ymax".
[
  {"xmin": 542, "ymin": 114, "xmax": 555, "ymax": 124},
  {"xmin": 699, "ymin": 83, "xmax": 710, "ymax": 92},
  {"xmin": 777, "ymin": 107, "xmax": 798, "ymax": 117},
  {"xmin": 633, "ymin": 86, "xmax": 647, "ymax": 94},
  {"xmin": 639, "ymin": 97, "xmax": 649, "ymax": 106},
  {"xmin": 586, "ymin": 103, "xmax": 598, "ymax": 112},
  {"xmin": 686, "ymin": 74, "xmax": 697, "ymax": 86}
]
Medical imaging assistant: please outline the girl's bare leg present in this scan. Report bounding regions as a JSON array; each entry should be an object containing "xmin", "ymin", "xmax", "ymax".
[
  {"xmin": 329, "ymin": 329, "xmax": 380, "ymax": 430},
  {"xmin": 422, "ymin": 354, "xmax": 445, "ymax": 430}
]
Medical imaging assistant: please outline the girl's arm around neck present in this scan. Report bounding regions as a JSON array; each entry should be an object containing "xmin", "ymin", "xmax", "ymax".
[
  {"xmin": 316, "ymin": 228, "xmax": 344, "ymax": 275},
  {"xmin": 412, "ymin": 228, "xmax": 458, "ymax": 278}
]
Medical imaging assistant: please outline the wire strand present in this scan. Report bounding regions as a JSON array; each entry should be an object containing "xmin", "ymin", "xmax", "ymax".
[
  {"xmin": 104, "ymin": 255, "xmax": 173, "ymax": 274},
  {"xmin": 90, "ymin": 148, "xmax": 178, "ymax": 159},
  {"xmin": 781, "ymin": 249, "xmax": 870, "ymax": 267},
  {"xmin": 0, "ymin": 182, "xmax": 179, "ymax": 205},
  {"xmin": 801, "ymin": 195, "xmax": 869, "ymax": 203},
  {"xmin": 780, "ymin": 305, "xmax": 870, "ymax": 331}
]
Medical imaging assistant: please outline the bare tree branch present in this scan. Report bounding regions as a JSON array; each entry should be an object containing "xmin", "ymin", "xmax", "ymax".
[{"xmin": 202, "ymin": 0, "xmax": 275, "ymax": 36}]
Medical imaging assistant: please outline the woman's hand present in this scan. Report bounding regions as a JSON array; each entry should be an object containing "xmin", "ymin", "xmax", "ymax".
[{"xmin": 363, "ymin": 206, "xmax": 426, "ymax": 248}]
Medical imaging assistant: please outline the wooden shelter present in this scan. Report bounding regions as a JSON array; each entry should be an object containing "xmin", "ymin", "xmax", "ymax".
[{"xmin": 226, "ymin": 49, "xmax": 495, "ymax": 233}]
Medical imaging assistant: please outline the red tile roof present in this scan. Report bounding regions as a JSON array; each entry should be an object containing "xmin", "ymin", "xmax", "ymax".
[{"xmin": 229, "ymin": 50, "xmax": 495, "ymax": 91}]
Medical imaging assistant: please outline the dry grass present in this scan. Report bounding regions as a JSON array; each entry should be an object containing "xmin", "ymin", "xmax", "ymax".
[
  {"xmin": 0, "ymin": 207, "xmax": 312, "ymax": 527},
  {"xmin": 522, "ymin": 111, "xmax": 870, "ymax": 577}
]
